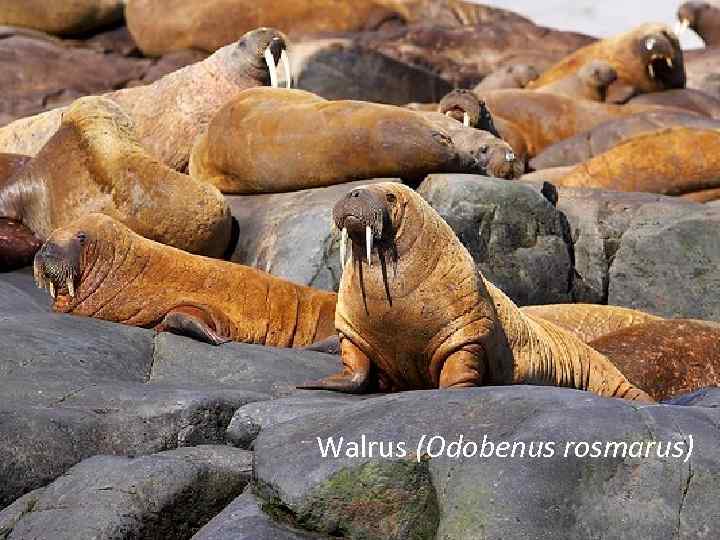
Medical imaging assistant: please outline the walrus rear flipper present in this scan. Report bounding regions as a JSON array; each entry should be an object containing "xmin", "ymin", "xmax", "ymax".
[
  {"xmin": 0, "ymin": 218, "xmax": 42, "ymax": 272},
  {"xmin": 155, "ymin": 305, "xmax": 231, "ymax": 346}
]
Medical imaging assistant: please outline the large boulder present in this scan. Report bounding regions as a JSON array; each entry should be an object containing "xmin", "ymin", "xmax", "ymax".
[
  {"xmin": 418, "ymin": 174, "xmax": 574, "ymax": 306},
  {"xmin": 254, "ymin": 386, "xmax": 719, "ymax": 539}
]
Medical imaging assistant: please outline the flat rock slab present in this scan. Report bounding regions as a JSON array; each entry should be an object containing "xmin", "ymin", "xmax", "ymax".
[
  {"xmin": 0, "ymin": 445, "xmax": 252, "ymax": 540},
  {"xmin": 418, "ymin": 174, "xmax": 574, "ymax": 305},
  {"xmin": 254, "ymin": 386, "xmax": 719, "ymax": 540},
  {"xmin": 609, "ymin": 203, "xmax": 720, "ymax": 320}
]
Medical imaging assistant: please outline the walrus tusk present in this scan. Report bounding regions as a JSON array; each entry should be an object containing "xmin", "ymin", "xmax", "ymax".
[
  {"xmin": 340, "ymin": 227, "xmax": 348, "ymax": 268},
  {"xmin": 674, "ymin": 18, "xmax": 690, "ymax": 38},
  {"xmin": 366, "ymin": 226, "xmax": 373, "ymax": 267},
  {"xmin": 67, "ymin": 278, "xmax": 75, "ymax": 298},
  {"xmin": 280, "ymin": 49, "xmax": 292, "ymax": 89},
  {"xmin": 264, "ymin": 47, "xmax": 279, "ymax": 88},
  {"xmin": 49, "ymin": 281, "xmax": 56, "ymax": 299},
  {"xmin": 463, "ymin": 112, "xmax": 470, "ymax": 127}
]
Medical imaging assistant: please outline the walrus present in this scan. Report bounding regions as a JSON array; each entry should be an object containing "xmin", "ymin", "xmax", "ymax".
[
  {"xmin": 628, "ymin": 88, "xmax": 720, "ymax": 119},
  {"xmin": 0, "ymin": 96, "xmax": 231, "ymax": 258},
  {"xmin": 473, "ymin": 63, "xmax": 540, "ymax": 92},
  {"xmin": 300, "ymin": 183, "xmax": 652, "ymax": 401},
  {"xmin": 528, "ymin": 24, "xmax": 686, "ymax": 101},
  {"xmin": 529, "ymin": 111, "xmax": 720, "ymax": 170},
  {"xmin": 678, "ymin": 1, "xmax": 720, "ymax": 47},
  {"xmin": 589, "ymin": 319, "xmax": 720, "ymax": 401},
  {"xmin": 546, "ymin": 127, "xmax": 720, "ymax": 198},
  {"xmin": 33, "ymin": 213, "xmax": 337, "ymax": 347},
  {"xmin": 190, "ymin": 87, "xmax": 522, "ymax": 194},
  {"xmin": 0, "ymin": 27, "xmax": 291, "ymax": 172},
  {"xmin": 0, "ymin": 0, "xmax": 124, "ymax": 36},
  {"xmin": 535, "ymin": 60, "xmax": 618, "ymax": 102}
]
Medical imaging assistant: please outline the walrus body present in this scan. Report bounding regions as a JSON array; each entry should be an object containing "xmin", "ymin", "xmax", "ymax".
[
  {"xmin": 589, "ymin": 319, "xmax": 720, "ymax": 401},
  {"xmin": 0, "ymin": 27, "xmax": 290, "ymax": 171},
  {"xmin": 33, "ymin": 214, "xmax": 337, "ymax": 347},
  {"xmin": 0, "ymin": 0, "xmax": 124, "ymax": 36},
  {"xmin": 0, "ymin": 97, "xmax": 231, "ymax": 257},
  {"xmin": 529, "ymin": 24, "xmax": 685, "ymax": 100},
  {"xmin": 190, "ymin": 87, "xmax": 521, "ymax": 194},
  {"xmin": 535, "ymin": 60, "xmax": 617, "ymax": 102},
  {"xmin": 549, "ymin": 127, "xmax": 720, "ymax": 198},
  {"xmin": 530, "ymin": 111, "xmax": 720, "ymax": 170},
  {"xmin": 301, "ymin": 183, "xmax": 651, "ymax": 401}
]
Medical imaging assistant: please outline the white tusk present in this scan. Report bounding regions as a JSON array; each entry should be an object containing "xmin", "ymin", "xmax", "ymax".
[
  {"xmin": 366, "ymin": 226, "xmax": 373, "ymax": 267},
  {"xmin": 279, "ymin": 49, "xmax": 292, "ymax": 89},
  {"xmin": 49, "ymin": 281, "xmax": 56, "ymax": 299},
  {"xmin": 648, "ymin": 63, "xmax": 655, "ymax": 79},
  {"xmin": 340, "ymin": 227, "xmax": 348, "ymax": 269},
  {"xmin": 67, "ymin": 278, "xmax": 75, "ymax": 298},
  {"xmin": 463, "ymin": 112, "xmax": 470, "ymax": 127},
  {"xmin": 264, "ymin": 47, "xmax": 279, "ymax": 88}
]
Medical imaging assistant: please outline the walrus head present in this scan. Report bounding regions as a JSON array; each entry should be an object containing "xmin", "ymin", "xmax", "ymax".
[
  {"xmin": 233, "ymin": 27, "xmax": 292, "ymax": 88},
  {"xmin": 636, "ymin": 27, "xmax": 685, "ymax": 89}
]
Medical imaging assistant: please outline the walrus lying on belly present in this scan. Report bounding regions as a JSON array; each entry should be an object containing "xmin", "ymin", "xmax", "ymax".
[
  {"xmin": 33, "ymin": 213, "xmax": 337, "ymax": 348},
  {"xmin": 300, "ymin": 183, "xmax": 652, "ymax": 401},
  {"xmin": 189, "ymin": 87, "xmax": 521, "ymax": 194}
]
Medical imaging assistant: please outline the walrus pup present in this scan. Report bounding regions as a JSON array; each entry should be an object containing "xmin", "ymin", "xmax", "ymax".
[
  {"xmin": 549, "ymin": 127, "xmax": 720, "ymax": 198},
  {"xmin": 190, "ymin": 87, "xmax": 522, "ymax": 194},
  {"xmin": 0, "ymin": 96, "xmax": 231, "ymax": 257},
  {"xmin": 300, "ymin": 183, "xmax": 652, "ymax": 401},
  {"xmin": 33, "ymin": 213, "xmax": 337, "ymax": 347},
  {"xmin": 589, "ymin": 319, "xmax": 720, "ymax": 401},
  {"xmin": 536, "ymin": 60, "xmax": 618, "ymax": 102},
  {"xmin": 529, "ymin": 23, "xmax": 685, "ymax": 100},
  {"xmin": 678, "ymin": 1, "xmax": 720, "ymax": 47},
  {"xmin": 0, "ymin": 27, "xmax": 291, "ymax": 172}
]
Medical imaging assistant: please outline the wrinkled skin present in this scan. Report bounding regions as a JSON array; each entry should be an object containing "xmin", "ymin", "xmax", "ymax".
[
  {"xmin": 300, "ymin": 183, "xmax": 652, "ymax": 401},
  {"xmin": 590, "ymin": 319, "xmax": 720, "ymax": 401},
  {"xmin": 0, "ymin": 153, "xmax": 40, "ymax": 271},
  {"xmin": 190, "ymin": 87, "xmax": 522, "ymax": 194},
  {"xmin": 34, "ymin": 213, "xmax": 337, "ymax": 347},
  {"xmin": 0, "ymin": 0, "xmax": 124, "ymax": 35},
  {"xmin": 0, "ymin": 27, "xmax": 289, "ymax": 172},
  {"xmin": 529, "ymin": 23, "xmax": 686, "ymax": 102},
  {"xmin": 678, "ymin": 1, "xmax": 720, "ymax": 47},
  {"xmin": 0, "ymin": 97, "xmax": 231, "ymax": 257},
  {"xmin": 474, "ymin": 63, "xmax": 540, "ymax": 92},
  {"xmin": 628, "ymin": 88, "xmax": 720, "ymax": 119},
  {"xmin": 530, "ymin": 110, "xmax": 720, "ymax": 170},
  {"xmin": 536, "ymin": 60, "xmax": 617, "ymax": 102},
  {"xmin": 548, "ymin": 127, "xmax": 720, "ymax": 198}
]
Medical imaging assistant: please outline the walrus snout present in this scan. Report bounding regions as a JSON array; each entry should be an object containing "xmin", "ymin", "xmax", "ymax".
[{"xmin": 34, "ymin": 233, "xmax": 86, "ymax": 300}]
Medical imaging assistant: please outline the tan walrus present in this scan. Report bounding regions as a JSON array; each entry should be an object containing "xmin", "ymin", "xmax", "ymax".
[
  {"xmin": 300, "ymin": 183, "xmax": 652, "ymax": 401},
  {"xmin": 0, "ymin": 96, "xmax": 231, "ymax": 257},
  {"xmin": 33, "ymin": 213, "xmax": 337, "ymax": 347},
  {"xmin": 0, "ymin": 27, "xmax": 291, "ymax": 172},
  {"xmin": 528, "ymin": 23, "xmax": 686, "ymax": 101},
  {"xmin": 190, "ymin": 87, "xmax": 522, "ymax": 194}
]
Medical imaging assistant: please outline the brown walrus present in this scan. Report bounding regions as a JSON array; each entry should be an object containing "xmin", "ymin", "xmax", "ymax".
[
  {"xmin": 190, "ymin": 87, "xmax": 522, "ymax": 194},
  {"xmin": 535, "ymin": 60, "xmax": 618, "ymax": 102},
  {"xmin": 0, "ymin": 0, "xmax": 124, "ymax": 36},
  {"xmin": 300, "ymin": 182, "xmax": 652, "ymax": 401},
  {"xmin": 0, "ymin": 27, "xmax": 290, "ymax": 172},
  {"xmin": 589, "ymin": 319, "xmax": 720, "ymax": 401},
  {"xmin": 528, "ymin": 24, "xmax": 686, "ymax": 101},
  {"xmin": 33, "ymin": 213, "xmax": 337, "ymax": 347},
  {"xmin": 546, "ymin": 127, "xmax": 720, "ymax": 198},
  {"xmin": 529, "ymin": 111, "xmax": 720, "ymax": 170},
  {"xmin": 678, "ymin": 1, "xmax": 720, "ymax": 47},
  {"xmin": 0, "ymin": 96, "xmax": 231, "ymax": 258}
]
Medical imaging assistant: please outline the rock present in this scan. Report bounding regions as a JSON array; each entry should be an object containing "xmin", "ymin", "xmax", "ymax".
[
  {"xmin": 417, "ymin": 174, "xmax": 574, "ymax": 306},
  {"xmin": 0, "ymin": 445, "xmax": 252, "ymax": 539},
  {"xmin": 227, "ymin": 178, "xmax": 399, "ymax": 292},
  {"xmin": 608, "ymin": 203, "xmax": 720, "ymax": 319},
  {"xmin": 0, "ymin": 0, "xmax": 125, "ymax": 36},
  {"xmin": 254, "ymin": 386, "xmax": 720, "ymax": 540},
  {"xmin": 293, "ymin": 39, "xmax": 452, "ymax": 105},
  {"xmin": 555, "ymin": 187, "xmax": 700, "ymax": 303},
  {"xmin": 192, "ymin": 488, "xmax": 322, "ymax": 540}
]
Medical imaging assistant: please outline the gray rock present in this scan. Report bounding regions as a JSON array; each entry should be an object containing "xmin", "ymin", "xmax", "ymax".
[
  {"xmin": 556, "ymin": 188, "xmax": 700, "ymax": 303},
  {"xmin": 0, "ymin": 445, "xmax": 252, "ymax": 540},
  {"xmin": 608, "ymin": 203, "xmax": 720, "ymax": 319},
  {"xmin": 254, "ymin": 386, "xmax": 720, "ymax": 540},
  {"xmin": 192, "ymin": 488, "xmax": 323, "ymax": 540},
  {"xmin": 418, "ymin": 174, "xmax": 574, "ymax": 305},
  {"xmin": 227, "ymin": 179, "xmax": 399, "ymax": 292}
]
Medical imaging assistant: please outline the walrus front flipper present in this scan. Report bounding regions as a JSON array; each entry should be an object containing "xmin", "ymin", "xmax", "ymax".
[
  {"xmin": 0, "ymin": 218, "xmax": 42, "ymax": 272},
  {"xmin": 155, "ymin": 306, "xmax": 231, "ymax": 346},
  {"xmin": 298, "ymin": 337, "xmax": 370, "ymax": 393},
  {"xmin": 304, "ymin": 335, "xmax": 341, "ymax": 355}
]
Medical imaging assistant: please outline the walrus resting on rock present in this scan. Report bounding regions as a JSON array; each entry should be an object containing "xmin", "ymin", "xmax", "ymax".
[
  {"xmin": 33, "ymin": 214, "xmax": 337, "ymax": 347},
  {"xmin": 190, "ymin": 87, "xmax": 522, "ymax": 194},
  {"xmin": 589, "ymin": 319, "xmax": 720, "ymax": 401},
  {"xmin": 528, "ymin": 23, "xmax": 686, "ymax": 101},
  {"xmin": 0, "ymin": 27, "xmax": 291, "ymax": 172},
  {"xmin": 300, "ymin": 183, "xmax": 652, "ymax": 401},
  {"xmin": 0, "ymin": 96, "xmax": 232, "ymax": 258},
  {"xmin": 535, "ymin": 60, "xmax": 617, "ymax": 102}
]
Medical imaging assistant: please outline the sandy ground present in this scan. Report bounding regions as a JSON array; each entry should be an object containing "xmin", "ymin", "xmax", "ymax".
[{"xmin": 472, "ymin": 0, "xmax": 707, "ymax": 48}]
